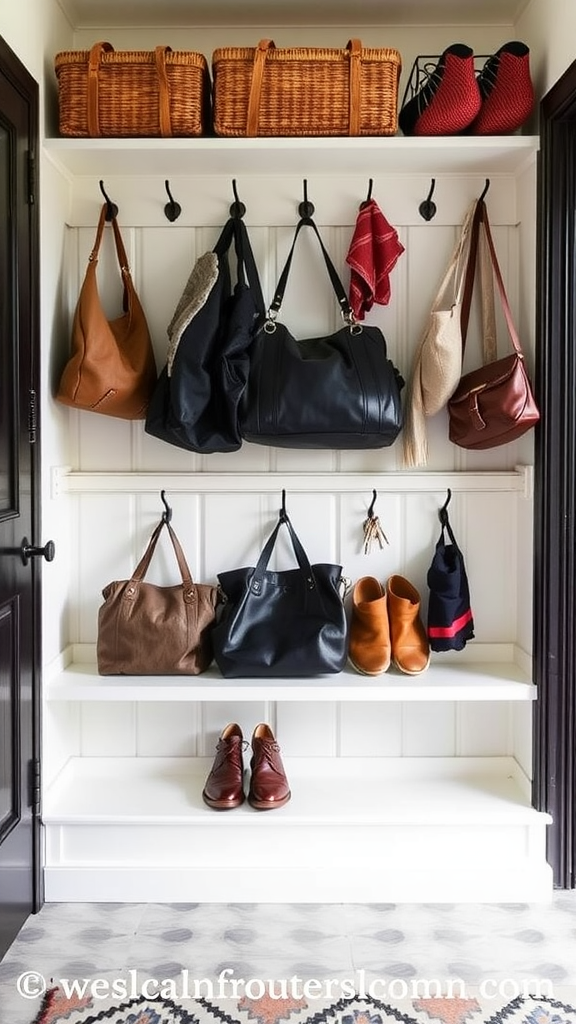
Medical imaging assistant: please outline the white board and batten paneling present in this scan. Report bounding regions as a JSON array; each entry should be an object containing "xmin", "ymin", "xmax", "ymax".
[{"xmin": 40, "ymin": 0, "xmax": 552, "ymax": 902}]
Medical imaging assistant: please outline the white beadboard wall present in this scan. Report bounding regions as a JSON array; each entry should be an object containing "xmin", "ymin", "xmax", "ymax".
[{"xmin": 44, "ymin": 141, "xmax": 537, "ymax": 802}]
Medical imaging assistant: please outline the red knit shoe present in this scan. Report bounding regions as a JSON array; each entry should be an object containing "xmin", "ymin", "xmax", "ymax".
[
  {"xmin": 469, "ymin": 42, "xmax": 535, "ymax": 135},
  {"xmin": 399, "ymin": 44, "xmax": 481, "ymax": 136}
]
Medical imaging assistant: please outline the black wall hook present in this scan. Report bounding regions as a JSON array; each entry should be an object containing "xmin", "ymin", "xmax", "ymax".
[
  {"xmin": 298, "ymin": 180, "xmax": 315, "ymax": 218},
  {"xmin": 419, "ymin": 178, "xmax": 437, "ymax": 221},
  {"xmin": 279, "ymin": 488, "xmax": 288, "ymax": 522},
  {"xmin": 360, "ymin": 179, "xmax": 374, "ymax": 209},
  {"xmin": 164, "ymin": 180, "xmax": 182, "ymax": 222},
  {"xmin": 99, "ymin": 180, "xmax": 118, "ymax": 221},
  {"xmin": 230, "ymin": 179, "xmax": 246, "ymax": 219},
  {"xmin": 479, "ymin": 178, "xmax": 491, "ymax": 202},
  {"xmin": 160, "ymin": 490, "xmax": 173, "ymax": 524},
  {"xmin": 367, "ymin": 488, "xmax": 378, "ymax": 519},
  {"xmin": 439, "ymin": 487, "xmax": 452, "ymax": 527}
]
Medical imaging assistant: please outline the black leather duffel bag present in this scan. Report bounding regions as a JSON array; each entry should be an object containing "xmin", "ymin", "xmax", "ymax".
[{"xmin": 240, "ymin": 215, "xmax": 404, "ymax": 450}]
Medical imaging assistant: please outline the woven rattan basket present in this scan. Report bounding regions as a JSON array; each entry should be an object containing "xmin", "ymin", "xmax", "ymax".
[
  {"xmin": 212, "ymin": 38, "xmax": 401, "ymax": 137},
  {"xmin": 55, "ymin": 41, "xmax": 211, "ymax": 137}
]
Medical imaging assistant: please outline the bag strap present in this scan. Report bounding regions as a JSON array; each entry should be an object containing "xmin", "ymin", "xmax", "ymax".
[
  {"xmin": 246, "ymin": 38, "xmax": 363, "ymax": 137},
  {"xmin": 461, "ymin": 199, "xmax": 524, "ymax": 362},
  {"xmin": 212, "ymin": 216, "xmax": 265, "ymax": 316},
  {"xmin": 347, "ymin": 39, "xmax": 362, "ymax": 136},
  {"xmin": 87, "ymin": 41, "xmax": 114, "ymax": 137},
  {"xmin": 249, "ymin": 509, "xmax": 317, "ymax": 596},
  {"xmin": 89, "ymin": 204, "xmax": 135, "ymax": 314},
  {"xmin": 246, "ymin": 39, "xmax": 275, "ymax": 137},
  {"xmin": 87, "ymin": 42, "xmax": 173, "ymax": 138},
  {"xmin": 129, "ymin": 519, "xmax": 194, "ymax": 588},
  {"xmin": 432, "ymin": 200, "xmax": 477, "ymax": 313},
  {"xmin": 268, "ymin": 215, "xmax": 355, "ymax": 325},
  {"xmin": 232, "ymin": 218, "xmax": 266, "ymax": 315}
]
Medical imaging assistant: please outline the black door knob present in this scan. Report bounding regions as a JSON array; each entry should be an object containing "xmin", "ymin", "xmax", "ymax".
[{"xmin": 20, "ymin": 538, "xmax": 56, "ymax": 566}]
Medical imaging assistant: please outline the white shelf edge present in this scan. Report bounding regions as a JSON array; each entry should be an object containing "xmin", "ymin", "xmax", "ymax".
[
  {"xmin": 42, "ymin": 135, "xmax": 540, "ymax": 178},
  {"xmin": 42, "ymin": 754, "xmax": 550, "ymax": 825},
  {"xmin": 45, "ymin": 643, "xmax": 535, "ymax": 702},
  {"xmin": 51, "ymin": 466, "xmax": 531, "ymax": 497}
]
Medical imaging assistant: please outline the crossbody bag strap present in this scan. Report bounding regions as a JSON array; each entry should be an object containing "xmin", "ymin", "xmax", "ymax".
[
  {"xmin": 460, "ymin": 199, "xmax": 498, "ymax": 364},
  {"xmin": 478, "ymin": 201, "xmax": 525, "ymax": 358},
  {"xmin": 433, "ymin": 200, "xmax": 477, "ymax": 313},
  {"xmin": 268, "ymin": 215, "xmax": 354, "ymax": 324}
]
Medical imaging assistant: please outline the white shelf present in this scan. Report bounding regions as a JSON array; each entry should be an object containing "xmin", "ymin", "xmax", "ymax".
[
  {"xmin": 59, "ymin": 0, "xmax": 528, "ymax": 31},
  {"xmin": 48, "ymin": 656, "xmax": 536, "ymax": 702},
  {"xmin": 43, "ymin": 755, "xmax": 545, "ymax": 825},
  {"xmin": 42, "ymin": 755, "xmax": 552, "ymax": 901},
  {"xmin": 43, "ymin": 135, "xmax": 539, "ymax": 179}
]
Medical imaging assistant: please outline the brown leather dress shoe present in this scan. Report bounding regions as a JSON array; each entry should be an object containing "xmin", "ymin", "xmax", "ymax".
[
  {"xmin": 202, "ymin": 723, "xmax": 245, "ymax": 810},
  {"xmin": 387, "ymin": 574, "xmax": 430, "ymax": 675},
  {"xmin": 348, "ymin": 575, "xmax": 391, "ymax": 675},
  {"xmin": 248, "ymin": 723, "xmax": 291, "ymax": 810}
]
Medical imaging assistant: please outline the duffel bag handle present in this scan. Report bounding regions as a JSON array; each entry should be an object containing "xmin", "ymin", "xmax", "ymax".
[{"xmin": 267, "ymin": 215, "xmax": 358, "ymax": 330}]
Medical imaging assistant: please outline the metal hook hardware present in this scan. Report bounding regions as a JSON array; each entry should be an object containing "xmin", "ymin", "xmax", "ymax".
[
  {"xmin": 479, "ymin": 178, "xmax": 490, "ymax": 202},
  {"xmin": 99, "ymin": 180, "xmax": 118, "ymax": 221},
  {"xmin": 419, "ymin": 178, "xmax": 437, "ymax": 221},
  {"xmin": 160, "ymin": 490, "xmax": 173, "ymax": 524},
  {"xmin": 230, "ymin": 179, "xmax": 246, "ymax": 219},
  {"xmin": 164, "ymin": 180, "xmax": 182, "ymax": 222},
  {"xmin": 439, "ymin": 487, "xmax": 452, "ymax": 527},
  {"xmin": 367, "ymin": 488, "xmax": 378, "ymax": 519},
  {"xmin": 360, "ymin": 178, "xmax": 374, "ymax": 209},
  {"xmin": 362, "ymin": 489, "xmax": 389, "ymax": 551},
  {"xmin": 279, "ymin": 488, "xmax": 288, "ymax": 522},
  {"xmin": 298, "ymin": 180, "xmax": 315, "ymax": 218}
]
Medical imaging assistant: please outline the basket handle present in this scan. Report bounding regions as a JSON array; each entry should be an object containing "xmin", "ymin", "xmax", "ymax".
[
  {"xmin": 346, "ymin": 39, "xmax": 362, "ymax": 136},
  {"xmin": 154, "ymin": 46, "xmax": 173, "ymax": 137},
  {"xmin": 246, "ymin": 39, "xmax": 275, "ymax": 137},
  {"xmin": 87, "ymin": 41, "xmax": 114, "ymax": 137}
]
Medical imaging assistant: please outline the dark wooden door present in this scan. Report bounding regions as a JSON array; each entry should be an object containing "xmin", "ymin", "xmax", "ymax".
[{"xmin": 0, "ymin": 35, "xmax": 44, "ymax": 958}]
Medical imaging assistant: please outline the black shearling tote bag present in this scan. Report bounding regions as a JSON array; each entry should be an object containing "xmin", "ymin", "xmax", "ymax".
[
  {"xmin": 212, "ymin": 494, "xmax": 348, "ymax": 678},
  {"xmin": 240, "ymin": 215, "xmax": 404, "ymax": 449},
  {"xmin": 145, "ymin": 214, "xmax": 264, "ymax": 454}
]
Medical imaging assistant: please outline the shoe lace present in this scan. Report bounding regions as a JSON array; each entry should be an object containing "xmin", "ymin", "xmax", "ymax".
[
  {"xmin": 406, "ymin": 59, "xmax": 446, "ymax": 116},
  {"xmin": 476, "ymin": 54, "xmax": 499, "ymax": 98},
  {"xmin": 256, "ymin": 740, "xmax": 284, "ymax": 774}
]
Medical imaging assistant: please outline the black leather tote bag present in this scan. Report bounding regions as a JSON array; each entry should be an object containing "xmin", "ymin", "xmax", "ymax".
[
  {"xmin": 240, "ymin": 215, "xmax": 404, "ymax": 449},
  {"xmin": 145, "ymin": 215, "xmax": 264, "ymax": 453},
  {"xmin": 212, "ymin": 496, "xmax": 348, "ymax": 677}
]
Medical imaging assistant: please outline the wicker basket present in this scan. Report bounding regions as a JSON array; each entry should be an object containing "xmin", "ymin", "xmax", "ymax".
[
  {"xmin": 55, "ymin": 41, "xmax": 211, "ymax": 137},
  {"xmin": 212, "ymin": 38, "xmax": 401, "ymax": 137}
]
